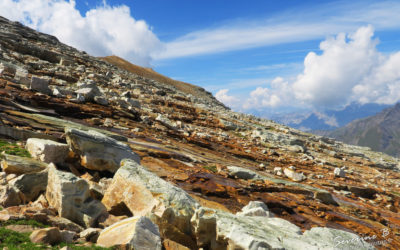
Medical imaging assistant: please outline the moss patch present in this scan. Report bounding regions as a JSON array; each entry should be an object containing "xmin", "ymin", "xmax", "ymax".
[
  {"xmin": 0, "ymin": 227, "xmax": 43, "ymax": 249},
  {"xmin": 0, "ymin": 219, "xmax": 48, "ymax": 228},
  {"xmin": 0, "ymin": 226, "xmax": 112, "ymax": 249},
  {"xmin": 203, "ymin": 165, "xmax": 217, "ymax": 173},
  {"xmin": 0, "ymin": 139, "xmax": 31, "ymax": 158}
]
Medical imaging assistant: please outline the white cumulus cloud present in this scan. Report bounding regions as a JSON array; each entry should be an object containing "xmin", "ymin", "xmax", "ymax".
[
  {"xmin": 292, "ymin": 25, "xmax": 381, "ymax": 108},
  {"xmin": 215, "ymin": 89, "xmax": 239, "ymax": 108},
  {"xmin": 242, "ymin": 25, "xmax": 400, "ymax": 111},
  {"xmin": 243, "ymin": 77, "xmax": 289, "ymax": 109},
  {"xmin": 0, "ymin": 0, "xmax": 162, "ymax": 66}
]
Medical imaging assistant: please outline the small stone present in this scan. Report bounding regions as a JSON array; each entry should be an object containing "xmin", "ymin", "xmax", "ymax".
[
  {"xmin": 226, "ymin": 166, "xmax": 259, "ymax": 180},
  {"xmin": 0, "ymin": 185, "xmax": 22, "ymax": 207},
  {"xmin": 30, "ymin": 227, "xmax": 62, "ymax": 245},
  {"xmin": 30, "ymin": 76, "xmax": 51, "ymax": 95},
  {"xmin": 94, "ymin": 96, "xmax": 108, "ymax": 105},
  {"xmin": 75, "ymin": 87, "xmax": 101, "ymax": 102},
  {"xmin": 60, "ymin": 246, "xmax": 73, "ymax": 250},
  {"xmin": 334, "ymin": 167, "xmax": 345, "ymax": 178},
  {"xmin": 76, "ymin": 93, "xmax": 85, "ymax": 103},
  {"xmin": 60, "ymin": 230, "xmax": 76, "ymax": 244},
  {"xmin": 283, "ymin": 168, "xmax": 306, "ymax": 182},
  {"xmin": 8, "ymin": 170, "xmax": 48, "ymax": 202},
  {"xmin": 273, "ymin": 167, "xmax": 283, "ymax": 176},
  {"xmin": 79, "ymin": 228, "xmax": 101, "ymax": 243},
  {"xmin": 163, "ymin": 239, "xmax": 190, "ymax": 250}
]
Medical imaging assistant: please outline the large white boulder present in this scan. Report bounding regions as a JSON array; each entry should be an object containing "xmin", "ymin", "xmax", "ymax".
[
  {"xmin": 97, "ymin": 216, "xmax": 161, "ymax": 250},
  {"xmin": 45, "ymin": 164, "xmax": 107, "ymax": 227},
  {"xmin": 191, "ymin": 207, "xmax": 375, "ymax": 250},
  {"xmin": 102, "ymin": 159, "xmax": 199, "ymax": 236},
  {"xmin": 26, "ymin": 138, "xmax": 69, "ymax": 164},
  {"xmin": 65, "ymin": 128, "xmax": 140, "ymax": 173}
]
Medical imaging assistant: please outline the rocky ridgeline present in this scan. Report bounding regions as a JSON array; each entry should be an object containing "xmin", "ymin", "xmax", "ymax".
[{"xmin": 0, "ymin": 16, "xmax": 399, "ymax": 249}]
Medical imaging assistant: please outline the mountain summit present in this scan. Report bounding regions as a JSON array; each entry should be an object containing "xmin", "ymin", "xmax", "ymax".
[{"xmin": 0, "ymin": 16, "xmax": 399, "ymax": 249}]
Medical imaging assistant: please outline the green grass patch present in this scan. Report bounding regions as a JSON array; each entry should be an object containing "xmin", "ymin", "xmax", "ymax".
[
  {"xmin": 0, "ymin": 227, "xmax": 112, "ymax": 250},
  {"xmin": 0, "ymin": 219, "xmax": 48, "ymax": 228},
  {"xmin": 203, "ymin": 165, "xmax": 217, "ymax": 173},
  {"xmin": 0, "ymin": 227, "xmax": 43, "ymax": 249},
  {"xmin": 0, "ymin": 139, "xmax": 31, "ymax": 158},
  {"xmin": 392, "ymin": 191, "xmax": 400, "ymax": 197},
  {"xmin": 56, "ymin": 243, "xmax": 112, "ymax": 250}
]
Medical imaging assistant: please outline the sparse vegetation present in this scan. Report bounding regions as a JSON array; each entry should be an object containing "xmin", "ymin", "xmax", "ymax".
[
  {"xmin": 0, "ymin": 219, "xmax": 48, "ymax": 228},
  {"xmin": 203, "ymin": 165, "xmax": 217, "ymax": 173},
  {"xmin": 0, "ymin": 139, "xmax": 31, "ymax": 158},
  {"xmin": 56, "ymin": 243, "xmax": 112, "ymax": 250},
  {"xmin": 0, "ymin": 228, "xmax": 42, "ymax": 249},
  {"xmin": 0, "ymin": 226, "xmax": 112, "ymax": 249},
  {"xmin": 392, "ymin": 191, "xmax": 400, "ymax": 197}
]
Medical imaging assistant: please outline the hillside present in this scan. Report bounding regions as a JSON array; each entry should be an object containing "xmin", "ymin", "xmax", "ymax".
[
  {"xmin": 101, "ymin": 55, "xmax": 225, "ymax": 109},
  {"xmin": 0, "ymin": 16, "xmax": 399, "ymax": 249},
  {"xmin": 326, "ymin": 103, "xmax": 400, "ymax": 157}
]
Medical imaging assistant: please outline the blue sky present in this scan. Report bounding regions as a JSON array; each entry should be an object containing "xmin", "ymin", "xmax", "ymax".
[{"xmin": 1, "ymin": 0, "xmax": 400, "ymax": 116}]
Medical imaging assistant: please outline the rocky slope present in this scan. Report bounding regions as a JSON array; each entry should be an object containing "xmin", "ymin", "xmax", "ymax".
[
  {"xmin": 0, "ymin": 16, "xmax": 399, "ymax": 249},
  {"xmin": 325, "ymin": 103, "xmax": 400, "ymax": 158}
]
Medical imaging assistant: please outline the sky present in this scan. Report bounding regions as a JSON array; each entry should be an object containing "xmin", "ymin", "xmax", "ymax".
[{"xmin": 1, "ymin": 0, "xmax": 400, "ymax": 116}]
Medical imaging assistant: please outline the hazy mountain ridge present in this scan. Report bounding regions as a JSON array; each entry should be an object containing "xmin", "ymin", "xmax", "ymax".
[
  {"xmin": 325, "ymin": 103, "xmax": 400, "ymax": 157},
  {"xmin": 271, "ymin": 102, "xmax": 390, "ymax": 131}
]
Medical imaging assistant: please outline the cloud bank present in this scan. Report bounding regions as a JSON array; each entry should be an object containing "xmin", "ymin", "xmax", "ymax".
[
  {"xmin": 156, "ymin": 1, "xmax": 400, "ymax": 60},
  {"xmin": 0, "ymin": 0, "xmax": 162, "ymax": 66},
  {"xmin": 220, "ymin": 25, "xmax": 400, "ymax": 111}
]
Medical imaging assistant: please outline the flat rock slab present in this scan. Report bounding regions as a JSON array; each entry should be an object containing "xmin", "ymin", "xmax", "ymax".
[
  {"xmin": 97, "ymin": 216, "xmax": 161, "ymax": 250},
  {"xmin": 191, "ymin": 207, "xmax": 375, "ymax": 250},
  {"xmin": 65, "ymin": 128, "xmax": 140, "ymax": 173},
  {"xmin": 1, "ymin": 154, "xmax": 47, "ymax": 175}
]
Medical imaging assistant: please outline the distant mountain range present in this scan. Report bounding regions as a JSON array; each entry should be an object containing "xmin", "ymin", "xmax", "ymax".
[
  {"xmin": 320, "ymin": 103, "xmax": 400, "ymax": 157},
  {"xmin": 271, "ymin": 102, "xmax": 390, "ymax": 131}
]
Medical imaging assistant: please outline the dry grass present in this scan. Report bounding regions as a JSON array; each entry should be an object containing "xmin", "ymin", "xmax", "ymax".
[{"xmin": 100, "ymin": 55, "xmax": 204, "ymax": 97}]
